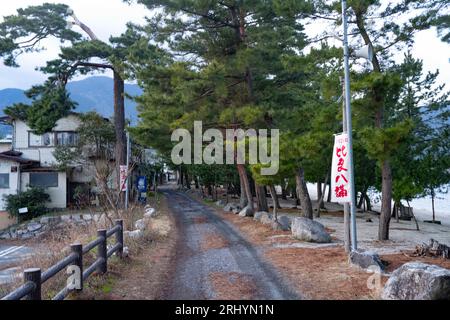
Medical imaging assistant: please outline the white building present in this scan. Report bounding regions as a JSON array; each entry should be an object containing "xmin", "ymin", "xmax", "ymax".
[{"xmin": 0, "ymin": 114, "xmax": 94, "ymax": 210}]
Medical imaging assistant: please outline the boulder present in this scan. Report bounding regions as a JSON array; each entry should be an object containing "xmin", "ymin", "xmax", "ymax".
[
  {"xmin": 215, "ymin": 200, "xmax": 227, "ymax": 207},
  {"xmin": 27, "ymin": 223, "xmax": 42, "ymax": 233},
  {"xmin": 0, "ymin": 232, "xmax": 11, "ymax": 240},
  {"xmin": 382, "ymin": 262, "xmax": 450, "ymax": 300},
  {"xmin": 277, "ymin": 215, "xmax": 292, "ymax": 231},
  {"xmin": 291, "ymin": 217, "xmax": 332, "ymax": 243},
  {"xmin": 134, "ymin": 219, "xmax": 147, "ymax": 231},
  {"xmin": 82, "ymin": 214, "xmax": 93, "ymax": 221},
  {"xmin": 144, "ymin": 207, "xmax": 156, "ymax": 218},
  {"xmin": 124, "ymin": 229, "xmax": 144, "ymax": 240},
  {"xmin": 260, "ymin": 213, "xmax": 274, "ymax": 225},
  {"xmin": 238, "ymin": 206, "xmax": 254, "ymax": 217},
  {"xmin": 224, "ymin": 203, "xmax": 240, "ymax": 213},
  {"xmin": 254, "ymin": 211, "xmax": 268, "ymax": 222},
  {"xmin": 349, "ymin": 249, "xmax": 385, "ymax": 271},
  {"xmin": 71, "ymin": 214, "xmax": 82, "ymax": 222}
]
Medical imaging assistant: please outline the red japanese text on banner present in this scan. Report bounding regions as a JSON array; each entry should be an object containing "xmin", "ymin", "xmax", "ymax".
[
  {"xmin": 331, "ymin": 133, "xmax": 351, "ymax": 203},
  {"xmin": 120, "ymin": 165, "xmax": 128, "ymax": 192}
]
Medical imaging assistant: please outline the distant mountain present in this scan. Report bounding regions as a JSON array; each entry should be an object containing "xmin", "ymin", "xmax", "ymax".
[{"xmin": 0, "ymin": 76, "xmax": 142, "ymax": 136}]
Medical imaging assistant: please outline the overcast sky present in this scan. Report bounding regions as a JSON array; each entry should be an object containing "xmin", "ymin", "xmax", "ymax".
[{"xmin": 0, "ymin": 0, "xmax": 449, "ymax": 90}]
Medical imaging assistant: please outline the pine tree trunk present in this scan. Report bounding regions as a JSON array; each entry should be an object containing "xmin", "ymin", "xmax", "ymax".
[
  {"xmin": 114, "ymin": 72, "xmax": 126, "ymax": 207},
  {"xmin": 431, "ymin": 189, "xmax": 436, "ymax": 222},
  {"xmin": 237, "ymin": 164, "xmax": 253, "ymax": 211},
  {"xmin": 317, "ymin": 181, "xmax": 322, "ymax": 203},
  {"xmin": 239, "ymin": 171, "xmax": 248, "ymax": 208},
  {"xmin": 281, "ymin": 186, "xmax": 287, "ymax": 200},
  {"xmin": 269, "ymin": 185, "xmax": 278, "ymax": 221},
  {"xmin": 295, "ymin": 167, "xmax": 313, "ymax": 219},
  {"xmin": 379, "ymin": 159, "xmax": 392, "ymax": 240},
  {"xmin": 255, "ymin": 182, "xmax": 269, "ymax": 212}
]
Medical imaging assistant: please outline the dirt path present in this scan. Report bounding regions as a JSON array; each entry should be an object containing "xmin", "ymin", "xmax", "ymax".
[{"xmin": 161, "ymin": 187, "xmax": 298, "ymax": 300}]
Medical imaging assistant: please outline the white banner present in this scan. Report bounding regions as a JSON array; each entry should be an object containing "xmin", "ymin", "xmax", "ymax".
[
  {"xmin": 331, "ymin": 133, "xmax": 351, "ymax": 203},
  {"xmin": 120, "ymin": 165, "xmax": 128, "ymax": 192}
]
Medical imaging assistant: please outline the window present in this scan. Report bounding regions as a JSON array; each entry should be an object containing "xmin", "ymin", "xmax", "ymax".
[
  {"xmin": 29, "ymin": 132, "xmax": 55, "ymax": 147},
  {"xmin": 0, "ymin": 174, "xmax": 9, "ymax": 188},
  {"xmin": 56, "ymin": 132, "xmax": 79, "ymax": 146},
  {"xmin": 30, "ymin": 172, "xmax": 58, "ymax": 188}
]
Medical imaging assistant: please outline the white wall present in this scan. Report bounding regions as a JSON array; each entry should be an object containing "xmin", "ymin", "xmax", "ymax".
[
  {"xmin": 14, "ymin": 115, "xmax": 81, "ymax": 167},
  {"xmin": 20, "ymin": 172, "xmax": 67, "ymax": 209},
  {"xmin": 0, "ymin": 160, "xmax": 19, "ymax": 211}
]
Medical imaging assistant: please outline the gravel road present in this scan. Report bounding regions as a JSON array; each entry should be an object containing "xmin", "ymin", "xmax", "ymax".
[{"xmin": 161, "ymin": 188, "xmax": 299, "ymax": 300}]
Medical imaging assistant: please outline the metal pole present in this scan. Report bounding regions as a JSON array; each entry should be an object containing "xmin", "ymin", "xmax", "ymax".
[
  {"xmin": 341, "ymin": 0, "xmax": 358, "ymax": 251},
  {"xmin": 125, "ymin": 131, "xmax": 130, "ymax": 210},
  {"xmin": 340, "ymin": 77, "xmax": 351, "ymax": 253}
]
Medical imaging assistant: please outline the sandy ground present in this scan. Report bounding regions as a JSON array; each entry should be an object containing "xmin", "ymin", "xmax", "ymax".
[{"xmin": 262, "ymin": 192, "xmax": 450, "ymax": 255}]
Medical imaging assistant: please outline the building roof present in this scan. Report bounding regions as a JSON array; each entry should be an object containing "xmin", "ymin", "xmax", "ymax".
[{"xmin": 0, "ymin": 150, "xmax": 39, "ymax": 165}]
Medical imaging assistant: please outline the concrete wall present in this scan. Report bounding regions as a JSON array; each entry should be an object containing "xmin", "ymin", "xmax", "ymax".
[
  {"xmin": 0, "ymin": 159, "xmax": 19, "ymax": 211},
  {"xmin": 20, "ymin": 172, "xmax": 67, "ymax": 209},
  {"xmin": 14, "ymin": 115, "xmax": 81, "ymax": 167}
]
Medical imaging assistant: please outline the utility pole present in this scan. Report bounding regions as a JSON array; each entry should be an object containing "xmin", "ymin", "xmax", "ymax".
[
  {"xmin": 340, "ymin": 77, "xmax": 352, "ymax": 253},
  {"xmin": 125, "ymin": 131, "xmax": 131, "ymax": 210},
  {"xmin": 341, "ymin": 0, "xmax": 358, "ymax": 251}
]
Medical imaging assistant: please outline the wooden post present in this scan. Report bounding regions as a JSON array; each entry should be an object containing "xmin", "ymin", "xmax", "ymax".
[
  {"xmin": 24, "ymin": 268, "xmax": 41, "ymax": 300},
  {"xmin": 115, "ymin": 220, "xmax": 124, "ymax": 258},
  {"xmin": 97, "ymin": 229, "xmax": 107, "ymax": 274},
  {"xmin": 71, "ymin": 243, "xmax": 83, "ymax": 291}
]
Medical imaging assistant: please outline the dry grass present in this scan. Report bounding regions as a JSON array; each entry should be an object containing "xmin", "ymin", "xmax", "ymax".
[
  {"xmin": 77, "ymin": 196, "xmax": 178, "ymax": 300},
  {"xmin": 381, "ymin": 252, "xmax": 450, "ymax": 272},
  {"xmin": 209, "ymin": 272, "xmax": 258, "ymax": 300},
  {"xmin": 0, "ymin": 203, "xmax": 154, "ymax": 300}
]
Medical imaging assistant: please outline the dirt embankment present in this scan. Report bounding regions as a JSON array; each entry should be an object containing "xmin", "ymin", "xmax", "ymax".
[{"xmin": 79, "ymin": 196, "xmax": 178, "ymax": 300}]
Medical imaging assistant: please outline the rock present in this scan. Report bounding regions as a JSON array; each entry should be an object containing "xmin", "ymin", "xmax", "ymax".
[
  {"xmin": 124, "ymin": 229, "xmax": 144, "ymax": 240},
  {"xmin": 277, "ymin": 215, "xmax": 292, "ymax": 231},
  {"xmin": 254, "ymin": 211, "xmax": 268, "ymax": 222},
  {"xmin": 271, "ymin": 221, "xmax": 285, "ymax": 231},
  {"xmin": 27, "ymin": 223, "xmax": 42, "ymax": 233},
  {"xmin": 0, "ymin": 232, "xmax": 11, "ymax": 240},
  {"xmin": 82, "ymin": 214, "xmax": 93, "ymax": 221},
  {"xmin": 21, "ymin": 232, "xmax": 33, "ymax": 240},
  {"xmin": 291, "ymin": 217, "xmax": 332, "ymax": 243},
  {"xmin": 144, "ymin": 207, "xmax": 156, "ymax": 218},
  {"xmin": 134, "ymin": 219, "xmax": 147, "ymax": 231},
  {"xmin": 61, "ymin": 215, "xmax": 71, "ymax": 222},
  {"xmin": 238, "ymin": 206, "xmax": 254, "ymax": 217},
  {"xmin": 215, "ymin": 200, "xmax": 227, "ymax": 207},
  {"xmin": 382, "ymin": 262, "xmax": 450, "ymax": 300},
  {"xmin": 260, "ymin": 213, "xmax": 274, "ymax": 225},
  {"xmin": 350, "ymin": 249, "xmax": 385, "ymax": 271},
  {"xmin": 224, "ymin": 203, "xmax": 240, "ymax": 212},
  {"xmin": 71, "ymin": 214, "xmax": 82, "ymax": 222},
  {"xmin": 39, "ymin": 217, "xmax": 50, "ymax": 224},
  {"xmin": 121, "ymin": 246, "xmax": 129, "ymax": 258}
]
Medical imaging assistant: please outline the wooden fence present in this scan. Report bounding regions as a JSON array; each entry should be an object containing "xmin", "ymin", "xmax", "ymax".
[{"xmin": 1, "ymin": 219, "xmax": 124, "ymax": 300}]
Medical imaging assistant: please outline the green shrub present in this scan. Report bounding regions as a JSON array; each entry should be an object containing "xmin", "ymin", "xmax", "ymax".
[{"xmin": 4, "ymin": 187, "xmax": 50, "ymax": 222}]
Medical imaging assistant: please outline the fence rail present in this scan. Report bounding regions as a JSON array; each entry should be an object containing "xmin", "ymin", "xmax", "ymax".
[{"xmin": 1, "ymin": 219, "xmax": 124, "ymax": 301}]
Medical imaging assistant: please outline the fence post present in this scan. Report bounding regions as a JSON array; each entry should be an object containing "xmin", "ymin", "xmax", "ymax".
[
  {"xmin": 97, "ymin": 229, "xmax": 107, "ymax": 274},
  {"xmin": 70, "ymin": 243, "xmax": 83, "ymax": 291},
  {"xmin": 24, "ymin": 268, "xmax": 41, "ymax": 300},
  {"xmin": 115, "ymin": 219, "xmax": 124, "ymax": 258}
]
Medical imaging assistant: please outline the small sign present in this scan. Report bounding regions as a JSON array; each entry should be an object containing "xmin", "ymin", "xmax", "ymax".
[
  {"xmin": 137, "ymin": 176, "xmax": 148, "ymax": 193},
  {"xmin": 331, "ymin": 133, "xmax": 351, "ymax": 203},
  {"xmin": 18, "ymin": 207, "xmax": 28, "ymax": 214},
  {"xmin": 119, "ymin": 165, "xmax": 128, "ymax": 192}
]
